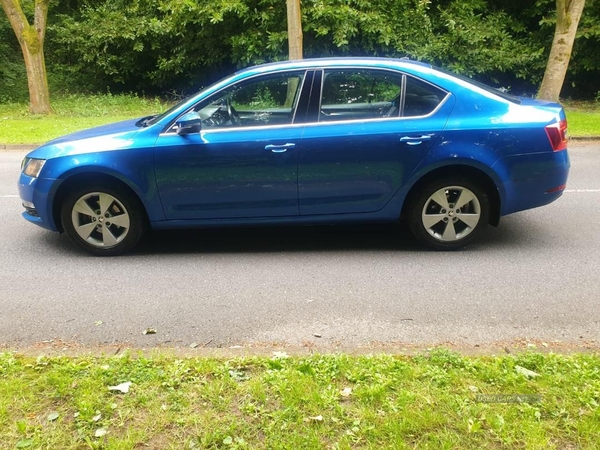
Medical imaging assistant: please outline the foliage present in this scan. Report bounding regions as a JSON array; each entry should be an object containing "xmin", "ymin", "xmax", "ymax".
[
  {"xmin": 424, "ymin": 1, "xmax": 544, "ymax": 81},
  {"xmin": 47, "ymin": 0, "xmax": 243, "ymax": 94},
  {"xmin": 44, "ymin": 0, "xmax": 532, "ymax": 94},
  {"xmin": 0, "ymin": 3, "xmax": 28, "ymax": 101},
  {"xmin": 293, "ymin": 0, "xmax": 433, "ymax": 60},
  {"xmin": 1, "ymin": 350, "xmax": 600, "ymax": 448},
  {"xmin": 563, "ymin": 0, "xmax": 600, "ymax": 97},
  {"xmin": 2, "ymin": 0, "xmax": 600, "ymax": 100}
]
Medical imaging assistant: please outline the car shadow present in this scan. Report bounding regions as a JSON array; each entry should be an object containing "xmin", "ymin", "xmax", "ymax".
[
  {"xmin": 136, "ymin": 223, "xmax": 423, "ymax": 255},
  {"xmin": 36, "ymin": 216, "xmax": 542, "ymax": 257},
  {"xmin": 33, "ymin": 223, "xmax": 419, "ymax": 257},
  {"xmin": 136, "ymin": 214, "xmax": 546, "ymax": 256}
]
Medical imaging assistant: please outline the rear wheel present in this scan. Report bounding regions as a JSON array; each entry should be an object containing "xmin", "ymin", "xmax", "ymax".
[
  {"xmin": 407, "ymin": 178, "xmax": 490, "ymax": 250},
  {"xmin": 60, "ymin": 185, "xmax": 146, "ymax": 256}
]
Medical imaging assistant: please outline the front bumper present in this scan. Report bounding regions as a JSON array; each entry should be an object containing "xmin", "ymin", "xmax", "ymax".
[{"xmin": 18, "ymin": 173, "xmax": 60, "ymax": 232}]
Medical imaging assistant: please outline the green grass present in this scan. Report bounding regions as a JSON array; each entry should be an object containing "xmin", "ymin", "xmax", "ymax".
[
  {"xmin": 0, "ymin": 94, "xmax": 172, "ymax": 145},
  {"xmin": 563, "ymin": 101, "xmax": 600, "ymax": 137},
  {"xmin": 1, "ymin": 350, "xmax": 599, "ymax": 449},
  {"xmin": 0, "ymin": 95, "xmax": 599, "ymax": 145}
]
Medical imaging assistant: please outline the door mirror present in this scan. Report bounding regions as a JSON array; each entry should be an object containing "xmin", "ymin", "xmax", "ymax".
[{"xmin": 175, "ymin": 112, "xmax": 202, "ymax": 135}]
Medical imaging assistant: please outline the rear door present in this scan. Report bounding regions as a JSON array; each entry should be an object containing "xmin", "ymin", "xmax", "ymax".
[{"xmin": 298, "ymin": 68, "xmax": 453, "ymax": 215}]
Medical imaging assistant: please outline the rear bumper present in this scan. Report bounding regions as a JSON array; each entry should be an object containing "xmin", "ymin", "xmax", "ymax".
[{"xmin": 493, "ymin": 149, "xmax": 570, "ymax": 216}]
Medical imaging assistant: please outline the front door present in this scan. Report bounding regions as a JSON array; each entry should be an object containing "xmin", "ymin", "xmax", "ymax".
[{"xmin": 154, "ymin": 71, "xmax": 309, "ymax": 220}]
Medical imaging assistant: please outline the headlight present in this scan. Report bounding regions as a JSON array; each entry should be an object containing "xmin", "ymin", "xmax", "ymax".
[{"xmin": 23, "ymin": 158, "xmax": 46, "ymax": 178}]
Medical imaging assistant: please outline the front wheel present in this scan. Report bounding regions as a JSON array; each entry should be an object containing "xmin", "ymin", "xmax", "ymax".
[
  {"xmin": 60, "ymin": 185, "xmax": 146, "ymax": 256},
  {"xmin": 407, "ymin": 178, "xmax": 490, "ymax": 250}
]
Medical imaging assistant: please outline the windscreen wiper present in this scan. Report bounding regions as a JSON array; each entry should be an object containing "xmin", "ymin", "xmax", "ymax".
[{"xmin": 135, "ymin": 115, "xmax": 157, "ymax": 127}]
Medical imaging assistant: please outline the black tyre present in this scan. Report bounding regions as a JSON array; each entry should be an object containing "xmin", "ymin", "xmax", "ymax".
[
  {"xmin": 407, "ymin": 178, "xmax": 490, "ymax": 250},
  {"xmin": 60, "ymin": 184, "xmax": 146, "ymax": 256}
]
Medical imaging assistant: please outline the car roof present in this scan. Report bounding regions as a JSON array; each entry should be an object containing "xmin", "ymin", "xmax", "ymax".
[{"xmin": 235, "ymin": 57, "xmax": 433, "ymax": 76}]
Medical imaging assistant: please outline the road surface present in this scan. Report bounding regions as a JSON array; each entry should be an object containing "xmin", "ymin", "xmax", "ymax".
[{"xmin": 0, "ymin": 144, "xmax": 598, "ymax": 351}]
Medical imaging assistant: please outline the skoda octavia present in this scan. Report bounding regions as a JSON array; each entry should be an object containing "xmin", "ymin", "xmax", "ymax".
[{"xmin": 18, "ymin": 58, "xmax": 570, "ymax": 255}]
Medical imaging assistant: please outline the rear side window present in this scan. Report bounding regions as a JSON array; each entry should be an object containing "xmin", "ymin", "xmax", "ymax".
[
  {"xmin": 403, "ymin": 76, "xmax": 446, "ymax": 117},
  {"xmin": 319, "ymin": 69, "xmax": 403, "ymax": 122}
]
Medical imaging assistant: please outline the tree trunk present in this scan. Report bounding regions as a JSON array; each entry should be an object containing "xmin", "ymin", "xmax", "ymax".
[
  {"xmin": 537, "ymin": 0, "xmax": 586, "ymax": 102},
  {"xmin": 22, "ymin": 43, "xmax": 50, "ymax": 114},
  {"xmin": 1, "ymin": 0, "xmax": 51, "ymax": 114},
  {"xmin": 286, "ymin": 0, "xmax": 303, "ymax": 60}
]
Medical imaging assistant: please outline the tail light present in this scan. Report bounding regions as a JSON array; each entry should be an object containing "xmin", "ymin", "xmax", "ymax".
[
  {"xmin": 545, "ymin": 184, "xmax": 566, "ymax": 194},
  {"xmin": 545, "ymin": 119, "xmax": 568, "ymax": 152}
]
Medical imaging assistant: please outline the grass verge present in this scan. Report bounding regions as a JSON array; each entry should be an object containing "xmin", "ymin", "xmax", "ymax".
[
  {"xmin": 563, "ymin": 101, "xmax": 600, "ymax": 137},
  {"xmin": 1, "ymin": 96, "xmax": 600, "ymax": 145},
  {"xmin": 1, "ymin": 349, "xmax": 599, "ymax": 449},
  {"xmin": 0, "ymin": 94, "xmax": 171, "ymax": 145}
]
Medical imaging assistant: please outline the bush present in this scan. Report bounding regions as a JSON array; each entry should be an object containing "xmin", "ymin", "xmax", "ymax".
[
  {"xmin": 4, "ymin": 0, "xmax": 600, "ymax": 100},
  {"xmin": 0, "ymin": 13, "xmax": 28, "ymax": 102}
]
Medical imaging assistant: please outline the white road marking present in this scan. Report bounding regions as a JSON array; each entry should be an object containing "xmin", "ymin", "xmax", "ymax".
[{"xmin": 0, "ymin": 195, "xmax": 19, "ymax": 198}]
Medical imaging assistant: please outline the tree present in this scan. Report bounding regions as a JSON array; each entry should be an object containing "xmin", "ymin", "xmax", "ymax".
[
  {"xmin": 1, "ymin": 0, "xmax": 51, "ymax": 114},
  {"xmin": 286, "ymin": 0, "xmax": 303, "ymax": 59},
  {"xmin": 537, "ymin": 0, "xmax": 586, "ymax": 101}
]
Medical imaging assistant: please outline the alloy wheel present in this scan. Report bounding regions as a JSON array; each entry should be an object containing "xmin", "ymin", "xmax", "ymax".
[
  {"xmin": 70, "ymin": 192, "xmax": 131, "ymax": 248},
  {"xmin": 421, "ymin": 186, "xmax": 481, "ymax": 242}
]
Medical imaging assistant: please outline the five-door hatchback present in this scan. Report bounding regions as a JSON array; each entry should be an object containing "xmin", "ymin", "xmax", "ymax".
[{"xmin": 18, "ymin": 58, "xmax": 570, "ymax": 255}]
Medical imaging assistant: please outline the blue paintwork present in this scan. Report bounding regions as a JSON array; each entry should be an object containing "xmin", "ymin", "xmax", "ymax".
[
  {"xmin": 298, "ymin": 96, "xmax": 456, "ymax": 215},
  {"xmin": 18, "ymin": 57, "xmax": 569, "ymax": 238},
  {"xmin": 154, "ymin": 126, "xmax": 301, "ymax": 219}
]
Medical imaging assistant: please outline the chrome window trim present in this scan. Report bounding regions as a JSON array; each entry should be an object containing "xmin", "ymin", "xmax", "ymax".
[
  {"xmin": 316, "ymin": 67, "xmax": 449, "ymax": 123},
  {"xmin": 158, "ymin": 121, "xmax": 307, "ymax": 138},
  {"xmin": 307, "ymin": 92, "xmax": 451, "ymax": 127},
  {"xmin": 157, "ymin": 92, "xmax": 451, "ymax": 137},
  {"xmin": 158, "ymin": 67, "xmax": 451, "ymax": 137},
  {"xmin": 162, "ymin": 70, "xmax": 310, "ymax": 135},
  {"xmin": 399, "ymin": 74, "xmax": 407, "ymax": 117},
  {"xmin": 402, "ymin": 73, "xmax": 449, "ymax": 118}
]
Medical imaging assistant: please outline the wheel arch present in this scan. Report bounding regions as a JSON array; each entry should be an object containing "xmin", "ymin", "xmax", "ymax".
[
  {"xmin": 401, "ymin": 164, "xmax": 502, "ymax": 227},
  {"xmin": 52, "ymin": 171, "xmax": 150, "ymax": 233}
]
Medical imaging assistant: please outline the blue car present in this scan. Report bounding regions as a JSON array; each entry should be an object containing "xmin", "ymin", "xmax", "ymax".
[{"xmin": 18, "ymin": 58, "xmax": 569, "ymax": 255}]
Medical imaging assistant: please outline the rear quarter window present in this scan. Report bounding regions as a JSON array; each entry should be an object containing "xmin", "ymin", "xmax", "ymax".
[{"xmin": 403, "ymin": 76, "xmax": 446, "ymax": 117}]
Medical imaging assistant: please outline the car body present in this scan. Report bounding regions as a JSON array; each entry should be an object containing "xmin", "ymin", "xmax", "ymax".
[{"xmin": 18, "ymin": 57, "xmax": 570, "ymax": 255}]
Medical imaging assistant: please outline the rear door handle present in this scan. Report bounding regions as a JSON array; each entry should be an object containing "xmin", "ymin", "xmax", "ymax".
[
  {"xmin": 265, "ymin": 143, "xmax": 296, "ymax": 153},
  {"xmin": 400, "ymin": 134, "xmax": 434, "ymax": 146}
]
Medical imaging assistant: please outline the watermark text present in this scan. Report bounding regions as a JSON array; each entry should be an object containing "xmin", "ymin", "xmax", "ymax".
[{"xmin": 476, "ymin": 394, "xmax": 542, "ymax": 404}]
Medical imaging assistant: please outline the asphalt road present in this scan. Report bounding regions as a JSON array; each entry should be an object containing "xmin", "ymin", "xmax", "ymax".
[{"xmin": 1, "ymin": 144, "xmax": 599, "ymax": 350}]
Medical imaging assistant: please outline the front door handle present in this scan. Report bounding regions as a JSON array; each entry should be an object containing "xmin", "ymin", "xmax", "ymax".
[
  {"xmin": 400, "ymin": 134, "xmax": 434, "ymax": 146},
  {"xmin": 265, "ymin": 143, "xmax": 296, "ymax": 153}
]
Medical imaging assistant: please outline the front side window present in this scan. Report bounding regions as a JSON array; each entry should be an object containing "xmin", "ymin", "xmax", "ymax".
[
  {"xmin": 320, "ymin": 69, "xmax": 403, "ymax": 122},
  {"xmin": 196, "ymin": 72, "xmax": 305, "ymax": 129}
]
